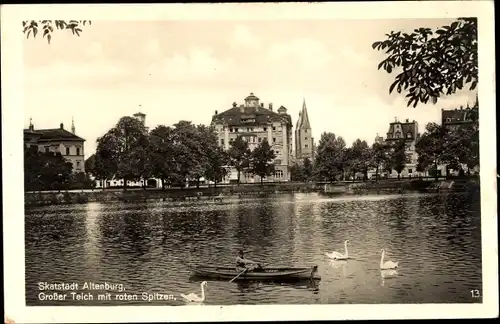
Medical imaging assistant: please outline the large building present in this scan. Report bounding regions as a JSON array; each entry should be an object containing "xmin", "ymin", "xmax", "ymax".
[
  {"xmin": 441, "ymin": 97, "xmax": 479, "ymax": 130},
  {"xmin": 23, "ymin": 119, "xmax": 86, "ymax": 173},
  {"xmin": 211, "ymin": 92, "xmax": 294, "ymax": 183},
  {"xmin": 294, "ymin": 99, "xmax": 315, "ymax": 162},
  {"xmin": 383, "ymin": 118, "xmax": 422, "ymax": 178}
]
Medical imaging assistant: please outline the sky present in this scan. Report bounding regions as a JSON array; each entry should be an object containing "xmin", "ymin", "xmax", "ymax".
[{"xmin": 23, "ymin": 18, "xmax": 478, "ymax": 159}]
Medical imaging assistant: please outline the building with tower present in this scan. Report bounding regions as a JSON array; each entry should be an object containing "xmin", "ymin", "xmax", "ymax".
[
  {"xmin": 294, "ymin": 99, "xmax": 315, "ymax": 163},
  {"xmin": 23, "ymin": 118, "xmax": 86, "ymax": 173},
  {"xmin": 211, "ymin": 92, "xmax": 294, "ymax": 183}
]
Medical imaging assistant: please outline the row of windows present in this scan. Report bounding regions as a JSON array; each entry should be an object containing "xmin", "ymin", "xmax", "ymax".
[
  {"xmin": 44, "ymin": 146, "xmax": 82, "ymax": 155},
  {"xmin": 221, "ymin": 137, "xmax": 280, "ymax": 146},
  {"xmin": 224, "ymin": 126, "xmax": 279, "ymax": 133}
]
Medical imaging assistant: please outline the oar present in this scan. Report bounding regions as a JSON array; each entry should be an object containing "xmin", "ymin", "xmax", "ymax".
[
  {"xmin": 229, "ymin": 268, "xmax": 248, "ymax": 283},
  {"xmin": 229, "ymin": 261, "xmax": 271, "ymax": 283}
]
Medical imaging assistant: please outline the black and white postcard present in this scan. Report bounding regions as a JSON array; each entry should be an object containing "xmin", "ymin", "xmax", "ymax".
[{"xmin": 1, "ymin": 1, "xmax": 498, "ymax": 323}]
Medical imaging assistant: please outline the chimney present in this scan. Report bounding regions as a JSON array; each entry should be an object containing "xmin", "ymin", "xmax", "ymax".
[
  {"xmin": 214, "ymin": 110, "xmax": 218, "ymax": 115},
  {"xmin": 261, "ymin": 103, "xmax": 264, "ymax": 108},
  {"xmin": 239, "ymin": 104, "xmax": 244, "ymax": 113},
  {"xmin": 269, "ymin": 103, "xmax": 273, "ymax": 111},
  {"xmin": 406, "ymin": 118, "xmax": 409, "ymax": 122},
  {"xmin": 233, "ymin": 102, "xmax": 237, "ymax": 108},
  {"xmin": 60, "ymin": 123, "xmax": 64, "ymax": 129}
]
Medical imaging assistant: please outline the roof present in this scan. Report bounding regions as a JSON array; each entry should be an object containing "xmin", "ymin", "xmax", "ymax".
[
  {"xmin": 442, "ymin": 107, "xmax": 478, "ymax": 124},
  {"xmin": 386, "ymin": 120, "xmax": 417, "ymax": 141},
  {"xmin": 245, "ymin": 93, "xmax": 260, "ymax": 101},
  {"xmin": 23, "ymin": 128, "xmax": 85, "ymax": 142},
  {"xmin": 296, "ymin": 99, "xmax": 311, "ymax": 129},
  {"xmin": 211, "ymin": 105, "xmax": 292, "ymax": 126}
]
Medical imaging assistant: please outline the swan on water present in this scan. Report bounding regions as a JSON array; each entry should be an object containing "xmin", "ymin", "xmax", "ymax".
[
  {"xmin": 380, "ymin": 249, "xmax": 399, "ymax": 269},
  {"xmin": 180, "ymin": 281, "xmax": 207, "ymax": 303},
  {"xmin": 325, "ymin": 240, "xmax": 350, "ymax": 260}
]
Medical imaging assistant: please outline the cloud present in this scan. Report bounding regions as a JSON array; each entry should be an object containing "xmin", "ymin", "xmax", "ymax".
[
  {"xmin": 267, "ymin": 38, "xmax": 333, "ymax": 69},
  {"xmin": 148, "ymin": 47, "xmax": 234, "ymax": 81},
  {"xmin": 230, "ymin": 24, "xmax": 261, "ymax": 50},
  {"xmin": 84, "ymin": 42, "xmax": 103, "ymax": 58},
  {"xmin": 24, "ymin": 60, "xmax": 133, "ymax": 85},
  {"xmin": 143, "ymin": 39, "xmax": 162, "ymax": 57}
]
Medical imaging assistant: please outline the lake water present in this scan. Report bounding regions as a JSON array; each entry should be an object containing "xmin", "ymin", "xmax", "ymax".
[{"xmin": 25, "ymin": 191, "xmax": 482, "ymax": 305}]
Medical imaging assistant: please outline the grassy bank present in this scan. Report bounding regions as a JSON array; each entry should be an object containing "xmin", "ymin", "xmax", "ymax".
[{"xmin": 25, "ymin": 178, "xmax": 480, "ymax": 206}]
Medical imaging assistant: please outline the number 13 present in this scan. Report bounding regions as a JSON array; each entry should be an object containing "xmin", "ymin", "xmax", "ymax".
[{"xmin": 470, "ymin": 289, "xmax": 481, "ymax": 298}]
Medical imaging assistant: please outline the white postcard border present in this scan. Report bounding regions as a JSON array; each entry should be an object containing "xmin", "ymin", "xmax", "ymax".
[{"xmin": 1, "ymin": 1, "xmax": 498, "ymax": 322}]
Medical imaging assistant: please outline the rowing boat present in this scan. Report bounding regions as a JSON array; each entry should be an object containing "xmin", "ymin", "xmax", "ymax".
[{"xmin": 188, "ymin": 265, "xmax": 321, "ymax": 281}]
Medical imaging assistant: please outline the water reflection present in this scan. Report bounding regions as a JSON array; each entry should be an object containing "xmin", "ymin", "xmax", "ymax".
[
  {"xmin": 380, "ymin": 269, "xmax": 399, "ymax": 287},
  {"xmin": 25, "ymin": 192, "xmax": 482, "ymax": 305}
]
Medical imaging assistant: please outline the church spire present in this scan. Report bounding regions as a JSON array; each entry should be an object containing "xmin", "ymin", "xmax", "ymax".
[
  {"xmin": 71, "ymin": 117, "xmax": 75, "ymax": 134},
  {"xmin": 298, "ymin": 98, "xmax": 311, "ymax": 129}
]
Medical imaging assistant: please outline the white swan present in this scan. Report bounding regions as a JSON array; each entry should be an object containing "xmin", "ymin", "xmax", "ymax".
[
  {"xmin": 180, "ymin": 281, "xmax": 207, "ymax": 303},
  {"xmin": 380, "ymin": 249, "xmax": 398, "ymax": 269},
  {"xmin": 325, "ymin": 240, "xmax": 350, "ymax": 260}
]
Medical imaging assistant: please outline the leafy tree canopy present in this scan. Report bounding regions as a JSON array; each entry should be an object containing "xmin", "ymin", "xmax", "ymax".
[{"xmin": 373, "ymin": 18, "xmax": 477, "ymax": 108}]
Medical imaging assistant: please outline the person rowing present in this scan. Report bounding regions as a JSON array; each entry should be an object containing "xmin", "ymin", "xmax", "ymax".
[{"xmin": 236, "ymin": 250, "xmax": 262, "ymax": 272}]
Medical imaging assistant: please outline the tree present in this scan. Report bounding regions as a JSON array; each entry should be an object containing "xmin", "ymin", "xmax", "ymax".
[
  {"xmin": 227, "ymin": 136, "xmax": 251, "ymax": 185},
  {"xmin": 24, "ymin": 145, "xmax": 74, "ymax": 191},
  {"xmin": 204, "ymin": 146, "xmax": 230, "ymax": 188},
  {"xmin": 249, "ymin": 139, "xmax": 276, "ymax": 185},
  {"xmin": 416, "ymin": 122, "xmax": 448, "ymax": 180},
  {"xmin": 94, "ymin": 116, "xmax": 148, "ymax": 190},
  {"xmin": 441, "ymin": 122, "xmax": 479, "ymax": 175},
  {"xmin": 372, "ymin": 18, "xmax": 478, "ymax": 108},
  {"xmin": 347, "ymin": 139, "xmax": 371, "ymax": 181},
  {"xmin": 170, "ymin": 121, "xmax": 207, "ymax": 188},
  {"xmin": 195, "ymin": 125, "xmax": 220, "ymax": 188},
  {"xmin": 313, "ymin": 132, "xmax": 346, "ymax": 182},
  {"xmin": 149, "ymin": 125, "xmax": 178, "ymax": 189},
  {"xmin": 390, "ymin": 139, "xmax": 407, "ymax": 179},
  {"xmin": 371, "ymin": 142, "xmax": 391, "ymax": 180},
  {"xmin": 23, "ymin": 20, "xmax": 91, "ymax": 44},
  {"xmin": 290, "ymin": 162, "xmax": 304, "ymax": 182},
  {"xmin": 84, "ymin": 154, "xmax": 96, "ymax": 175},
  {"xmin": 302, "ymin": 157, "xmax": 313, "ymax": 181}
]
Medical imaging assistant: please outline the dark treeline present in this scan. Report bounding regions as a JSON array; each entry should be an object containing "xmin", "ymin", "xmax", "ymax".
[
  {"xmin": 24, "ymin": 115, "xmax": 479, "ymax": 192},
  {"xmin": 85, "ymin": 117, "xmax": 277, "ymax": 190},
  {"xmin": 291, "ymin": 120, "xmax": 479, "ymax": 182}
]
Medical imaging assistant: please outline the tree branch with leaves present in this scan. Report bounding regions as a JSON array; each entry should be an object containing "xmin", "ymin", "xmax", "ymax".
[
  {"xmin": 372, "ymin": 18, "xmax": 477, "ymax": 108},
  {"xmin": 23, "ymin": 20, "xmax": 91, "ymax": 44}
]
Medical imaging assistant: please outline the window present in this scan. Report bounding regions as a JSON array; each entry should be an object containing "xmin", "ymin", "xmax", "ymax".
[
  {"xmin": 273, "ymin": 138, "xmax": 276, "ymax": 142},
  {"xmin": 305, "ymin": 129, "xmax": 307, "ymax": 133},
  {"xmin": 275, "ymin": 150, "xmax": 280, "ymax": 154},
  {"xmin": 272, "ymin": 126, "xmax": 276, "ymax": 131},
  {"xmin": 230, "ymin": 128, "xmax": 233, "ymax": 132},
  {"xmin": 220, "ymin": 139, "xmax": 224, "ymax": 146},
  {"xmin": 263, "ymin": 127, "xmax": 267, "ymax": 131},
  {"xmin": 305, "ymin": 137, "xmax": 308, "ymax": 140},
  {"xmin": 45, "ymin": 146, "xmax": 49, "ymax": 152},
  {"xmin": 275, "ymin": 170, "xmax": 283, "ymax": 178},
  {"xmin": 408, "ymin": 169, "xmax": 413, "ymax": 174},
  {"xmin": 76, "ymin": 147, "xmax": 80, "ymax": 155},
  {"xmin": 258, "ymin": 138, "xmax": 262, "ymax": 143},
  {"xmin": 76, "ymin": 161, "xmax": 81, "ymax": 168},
  {"xmin": 446, "ymin": 118, "xmax": 451, "ymax": 122},
  {"xmin": 66, "ymin": 147, "xmax": 70, "ymax": 155},
  {"xmin": 305, "ymin": 144, "xmax": 309, "ymax": 148},
  {"xmin": 235, "ymin": 128, "xmax": 239, "ymax": 132}
]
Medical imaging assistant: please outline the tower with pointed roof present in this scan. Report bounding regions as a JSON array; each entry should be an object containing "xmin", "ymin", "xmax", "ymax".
[
  {"xmin": 294, "ymin": 99, "xmax": 314, "ymax": 162},
  {"xmin": 71, "ymin": 117, "xmax": 76, "ymax": 134}
]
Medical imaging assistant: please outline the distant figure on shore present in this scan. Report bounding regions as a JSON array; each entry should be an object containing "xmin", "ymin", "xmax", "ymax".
[{"xmin": 236, "ymin": 250, "xmax": 261, "ymax": 272}]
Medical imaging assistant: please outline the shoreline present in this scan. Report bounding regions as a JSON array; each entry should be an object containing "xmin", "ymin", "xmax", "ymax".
[{"xmin": 24, "ymin": 178, "xmax": 480, "ymax": 207}]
